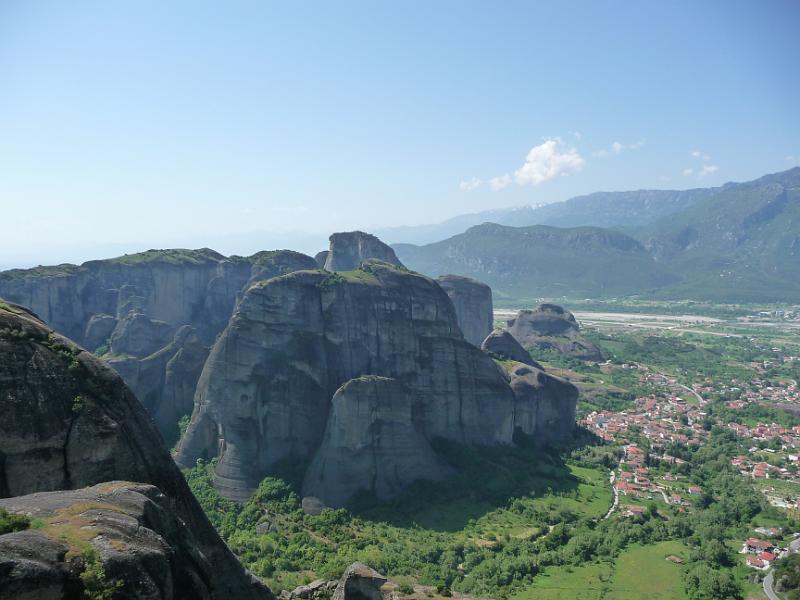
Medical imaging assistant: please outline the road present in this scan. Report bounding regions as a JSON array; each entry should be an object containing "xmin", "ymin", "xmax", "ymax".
[
  {"xmin": 603, "ymin": 470, "xmax": 619, "ymax": 520},
  {"xmin": 764, "ymin": 570, "xmax": 779, "ymax": 600},
  {"xmin": 764, "ymin": 535, "xmax": 800, "ymax": 599}
]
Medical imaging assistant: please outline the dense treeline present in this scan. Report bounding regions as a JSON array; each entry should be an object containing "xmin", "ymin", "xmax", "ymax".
[{"xmin": 183, "ymin": 428, "xmax": 788, "ymax": 599}]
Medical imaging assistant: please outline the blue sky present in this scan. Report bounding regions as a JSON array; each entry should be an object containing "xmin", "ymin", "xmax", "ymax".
[{"xmin": 1, "ymin": 1, "xmax": 798, "ymax": 266}]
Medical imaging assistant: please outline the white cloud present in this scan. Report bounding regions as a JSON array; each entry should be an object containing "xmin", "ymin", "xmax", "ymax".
[
  {"xmin": 571, "ymin": 131, "xmax": 582, "ymax": 140},
  {"xmin": 593, "ymin": 140, "xmax": 644, "ymax": 158},
  {"xmin": 698, "ymin": 164, "xmax": 719, "ymax": 178},
  {"xmin": 682, "ymin": 168, "xmax": 694, "ymax": 176},
  {"xmin": 459, "ymin": 177, "xmax": 482, "ymax": 192},
  {"xmin": 489, "ymin": 173, "xmax": 512, "ymax": 191},
  {"xmin": 691, "ymin": 150, "xmax": 711, "ymax": 161},
  {"xmin": 513, "ymin": 138, "xmax": 585, "ymax": 186},
  {"xmin": 786, "ymin": 155, "xmax": 800, "ymax": 164}
]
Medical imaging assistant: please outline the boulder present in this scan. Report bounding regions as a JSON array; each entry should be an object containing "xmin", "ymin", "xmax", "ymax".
[
  {"xmin": 302, "ymin": 377, "xmax": 453, "ymax": 507},
  {"xmin": 435, "ymin": 275, "xmax": 493, "ymax": 347},
  {"xmin": 176, "ymin": 262, "xmax": 517, "ymax": 503},
  {"xmin": 302, "ymin": 497, "xmax": 326, "ymax": 516},
  {"xmin": 506, "ymin": 304, "xmax": 603, "ymax": 361},
  {"xmin": 481, "ymin": 329, "xmax": 543, "ymax": 369},
  {"xmin": 332, "ymin": 563, "xmax": 387, "ymax": 600},
  {"xmin": 0, "ymin": 300, "xmax": 273, "ymax": 599},
  {"xmin": 323, "ymin": 232, "xmax": 403, "ymax": 272}
]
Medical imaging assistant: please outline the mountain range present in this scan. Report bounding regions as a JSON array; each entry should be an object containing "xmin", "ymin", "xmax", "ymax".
[{"xmin": 393, "ymin": 167, "xmax": 800, "ymax": 303}]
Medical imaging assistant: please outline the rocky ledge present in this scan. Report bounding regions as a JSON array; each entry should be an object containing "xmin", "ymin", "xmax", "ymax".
[{"xmin": 0, "ymin": 300, "xmax": 273, "ymax": 599}]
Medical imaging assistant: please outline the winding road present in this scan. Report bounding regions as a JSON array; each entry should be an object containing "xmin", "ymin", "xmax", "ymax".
[
  {"xmin": 764, "ymin": 535, "xmax": 800, "ymax": 599},
  {"xmin": 603, "ymin": 470, "xmax": 619, "ymax": 520}
]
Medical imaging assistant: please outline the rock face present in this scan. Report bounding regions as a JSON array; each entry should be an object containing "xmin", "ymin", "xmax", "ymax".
[
  {"xmin": 314, "ymin": 251, "xmax": 329, "ymax": 269},
  {"xmin": 323, "ymin": 231, "xmax": 403, "ymax": 272},
  {"xmin": 435, "ymin": 274, "xmax": 493, "ymax": 347},
  {"xmin": 332, "ymin": 563, "xmax": 387, "ymax": 600},
  {"xmin": 506, "ymin": 304, "xmax": 603, "ymax": 361},
  {"xmin": 481, "ymin": 329, "xmax": 543, "ymax": 369},
  {"xmin": 176, "ymin": 261, "xmax": 519, "ymax": 503},
  {"xmin": 508, "ymin": 363, "xmax": 578, "ymax": 444},
  {"xmin": 302, "ymin": 377, "xmax": 453, "ymax": 507},
  {"xmin": 0, "ymin": 301, "xmax": 273, "ymax": 599},
  {"xmin": 0, "ymin": 482, "xmax": 255, "ymax": 600},
  {"xmin": 0, "ymin": 248, "xmax": 317, "ymax": 436}
]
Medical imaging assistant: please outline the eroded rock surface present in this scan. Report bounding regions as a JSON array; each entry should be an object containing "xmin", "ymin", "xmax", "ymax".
[
  {"xmin": 481, "ymin": 329, "xmax": 542, "ymax": 368},
  {"xmin": 323, "ymin": 231, "xmax": 403, "ymax": 272},
  {"xmin": 176, "ymin": 261, "xmax": 517, "ymax": 503},
  {"xmin": 332, "ymin": 562, "xmax": 387, "ymax": 600},
  {"xmin": 0, "ymin": 301, "xmax": 273, "ymax": 599},
  {"xmin": 302, "ymin": 377, "xmax": 453, "ymax": 507},
  {"xmin": 0, "ymin": 249, "xmax": 317, "ymax": 436},
  {"xmin": 0, "ymin": 482, "xmax": 238, "ymax": 600},
  {"xmin": 435, "ymin": 275, "xmax": 493, "ymax": 347},
  {"xmin": 508, "ymin": 363, "xmax": 578, "ymax": 444},
  {"xmin": 506, "ymin": 304, "xmax": 603, "ymax": 361}
]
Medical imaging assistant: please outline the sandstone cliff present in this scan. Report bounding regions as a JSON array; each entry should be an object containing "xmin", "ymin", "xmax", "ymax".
[
  {"xmin": 506, "ymin": 304, "xmax": 603, "ymax": 361},
  {"xmin": 0, "ymin": 249, "xmax": 317, "ymax": 436},
  {"xmin": 481, "ymin": 329, "xmax": 543, "ymax": 369},
  {"xmin": 435, "ymin": 274, "xmax": 493, "ymax": 347},
  {"xmin": 0, "ymin": 300, "xmax": 273, "ymax": 599},
  {"xmin": 323, "ymin": 231, "xmax": 403, "ymax": 271},
  {"xmin": 302, "ymin": 376, "xmax": 453, "ymax": 507},
  {"xmin": 176, "ymin": 261, "xmax": 518, "ymax": 503},
  {"xmin": 507, "ymin": 363, "xmax": 578, "ymax": 445}
]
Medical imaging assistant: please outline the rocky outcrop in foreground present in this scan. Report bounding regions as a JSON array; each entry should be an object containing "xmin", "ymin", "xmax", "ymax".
[
  {"xmin": 280, "ymin": 562, "xmax": 386, "ymax": 600},
  {"xmin": 176, "ymin": 261, "xmax": 577, "ymax": 505},
  {"xmin": 506, "ymin": 303, "xmax": 603, "ymax": 361},
  {"xmin": 0, "ymin": 482, "xmax": 260, "ymax": 600},
  {"xmin": 0, "ymin": 300, "xmax": 272, "ymax": 599},
  {"xmin": 323, "ymin": 231, "xmax": 403, "ymax": 272},
  {"xmin": 435, "ymin": 274, "xmax": 493, "ymax": 347}
]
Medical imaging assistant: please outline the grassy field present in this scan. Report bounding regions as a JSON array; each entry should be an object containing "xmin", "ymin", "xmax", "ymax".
[
  {"xmin": 513, "ymin": 541, "xmax": 689, "ymax": 600},
  {"xmin": 510, "ymin": 562, "xmax": 613, "ymax": 600},
  {"xmin": 605, "ymin": 542, "xmax": 688, "ymax": 600}
]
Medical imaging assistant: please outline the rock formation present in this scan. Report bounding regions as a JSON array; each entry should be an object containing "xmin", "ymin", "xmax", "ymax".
[
  {"xmin": 506, "ymin": 303, "xmax": 603, "ymax": 361},
  {"xmin": 0, "ymin": 300, "xmax": 273, "ymax": 599},
  {"xmin": 323, "ymin": 231, "xmax": 403, "ymax": 272},
  {"xmin": 435, "ymin": 274, "xmax": 493, "ymax": 347},
  {"xmin": 507, "ymin": 363, "xmax": 578, "ymax": 445},
  {"xmin": 0, "ymin": 482, "xmax": 263, "ymax": 600},
  {"xmin": 481, "ymin": 329, "xmax": 543, "ymax": 369},
  {"xmin": 314, "ymin": 251, "xmax": 329, "ymax": 268},
  {"xmin": 332, "ymin": 563, "xmax": 387, "ymax": 600},
  {"xmin": 176, "ymin": 261, "xmax": 519, "ymax": 503},
  {"xmin": 302, "ymin": 377, "xmax": 453, "ymax": 507},
  {"xmin": 0, "ymin": 248, "xmax": 317, "ymax": 436}
]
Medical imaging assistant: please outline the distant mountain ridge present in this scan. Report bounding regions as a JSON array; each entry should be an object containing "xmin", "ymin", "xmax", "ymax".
[
  {"xmin": 377, "ymin": 185, "xmax": 721, "ymax": 245},
  {"xmin": 395, "ymin": 167, "xmax": 800, "ymax": 303}
]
